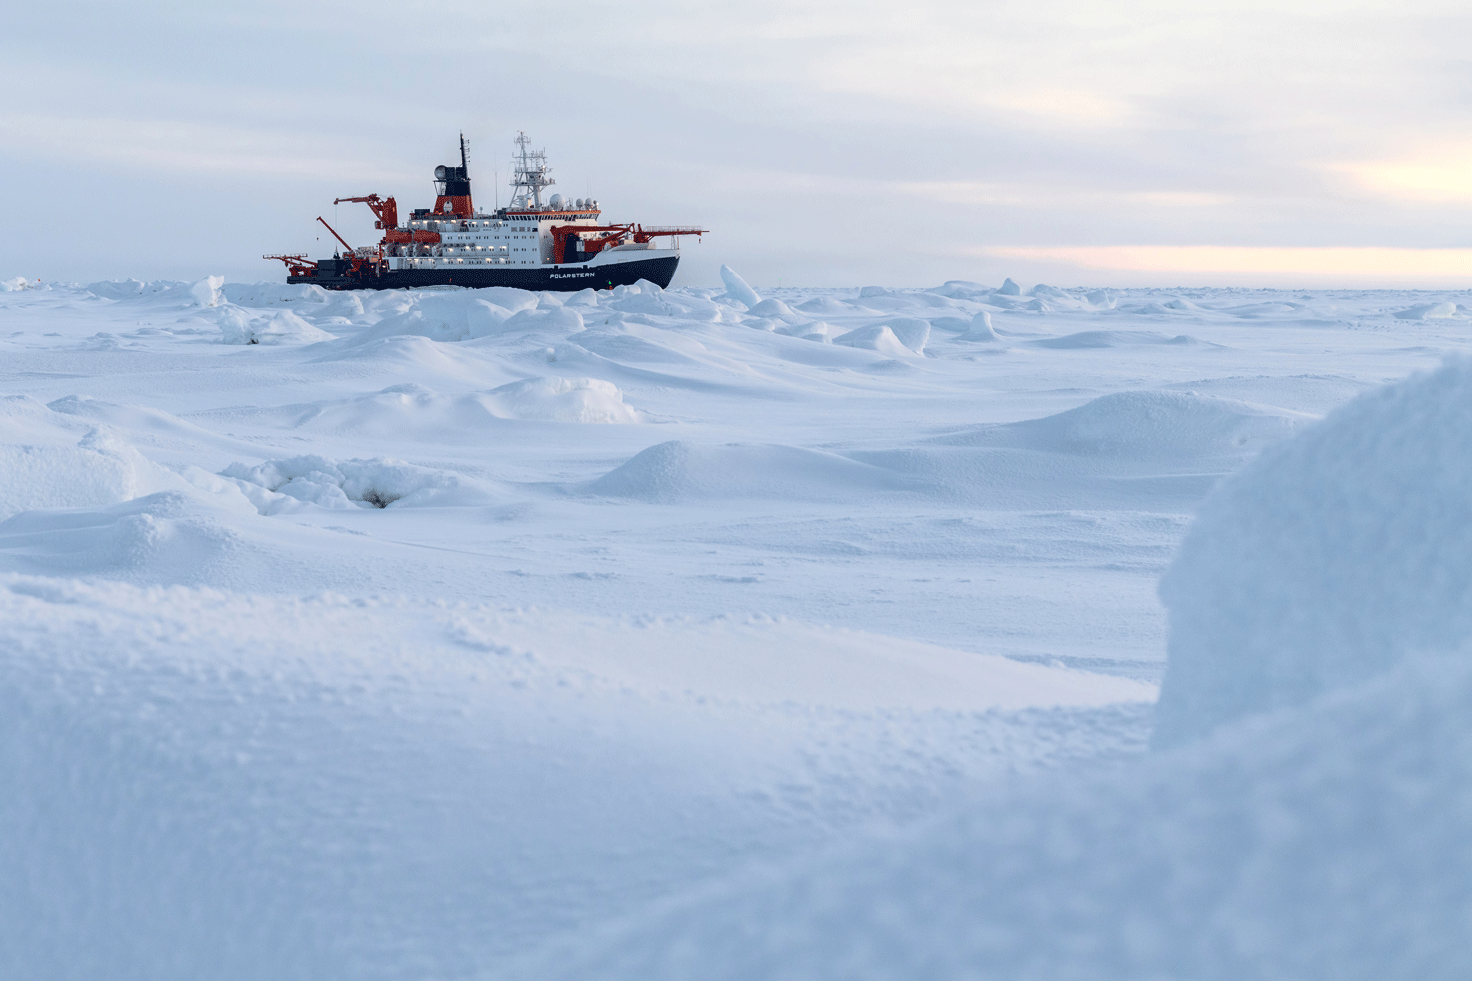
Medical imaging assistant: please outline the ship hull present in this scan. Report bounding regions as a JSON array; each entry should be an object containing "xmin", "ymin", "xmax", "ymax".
[{"xmin": 290, "ymin": 255, "xmax": 679, "ymax": 292}]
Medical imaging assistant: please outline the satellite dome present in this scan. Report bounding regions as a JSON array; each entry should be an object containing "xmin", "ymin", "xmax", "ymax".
[
  {"xmin": 434, "ymin": 165, "xmax": 447, "ymax": 180},
  {"xmin": 548, "ymin": 193, "xmax": 563, "ymax": 209}
]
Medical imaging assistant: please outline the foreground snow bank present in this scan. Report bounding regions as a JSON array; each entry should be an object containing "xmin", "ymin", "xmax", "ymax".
[
  {"xmin": 1156, "ymin": 358, "xmax": 1472, "ymax": 745},
  {"xmin": 504, "ymin": 359, "xmax": 1472, "ymax": 980}
]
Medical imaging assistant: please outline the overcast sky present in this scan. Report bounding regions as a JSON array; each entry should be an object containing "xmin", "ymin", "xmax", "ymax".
[{"xmin": 5, "ymin": 0, "xmax": 1472, "ymax": 288}]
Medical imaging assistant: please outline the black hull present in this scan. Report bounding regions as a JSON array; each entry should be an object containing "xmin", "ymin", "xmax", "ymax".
[{"xmin": 289, "ymin": 255, "xmax": 679, "ymax": 292}]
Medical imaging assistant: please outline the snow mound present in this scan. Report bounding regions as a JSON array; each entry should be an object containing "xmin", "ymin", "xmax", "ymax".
[
  {"xmin": 218, "ymin": 307, "xmax": 333, "ymax": 345},
  {"xmin": 968, "ymin": 390, "xmax": 1312, "ymax": 458},
  {"xmin": 189, "ymin": 275, "xmax": 223, "ymax": 308},
  {"xmin": 221, "ymin": 281, "xmax": 333, "ymax": 307},
  {"xmin": 483, "ymin": 376, "xmax": 641, "ymax": 423},
  {"xmin": 1392, "ymin": 301, "xmax": 1459, "ymax": 320},
  {"xmin": 1030, "ymin": 330, "xmax": 1208, "ymax": 349},
  {"xmin": 352, "ymin": 293, "xmax": 514, "ymax": 343},
  {"xmin": 719, "ymin": 265, "xmax": 761, "ymax": 308},
  {"xmin": 0, "ymin": 491, "xmax": 242, "ymax": 579},
  {"xmin": 592, "ymin": 441, "xmax": 912, "ymax": 503},
  {"xmin": 833, "ymin": 319, "xmax": 929, "ymax": 356},
  {"xmin": 960, "ymin": 310, "xmax": 1000, "ymax": 342},
  {"xmin": 1157, "ymin": 358, "xmax": 1472, "ymax": 745},
  {"xmin": 748, "ymin": 297, "xmax": 797, "ymax": 320},
  {"xmin": 221, "ymin": 455, "xmax": 501, "ymax": 512},
  {"xmin": 794, "ymin": 295, "xmax": 852, "ymax": 314},
  {"xmin": 3, "ymin": 276, "xmax": 39, "ymax": 292},
  {"xmin": 0, "ymin": 397, "xmax": 186, "ymax": 520},
  {"xmin": 609, "ymin": 290, "xmax": 726, "ymax": 322}
]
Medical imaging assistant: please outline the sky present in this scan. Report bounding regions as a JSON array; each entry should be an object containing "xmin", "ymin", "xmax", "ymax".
[{"xmin": 5, "ymin": 0, "xmax": 1472, "ymax": 289}]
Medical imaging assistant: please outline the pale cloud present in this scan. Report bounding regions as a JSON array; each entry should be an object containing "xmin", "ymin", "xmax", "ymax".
[
  {"xmin": 1336, "ymin": 143, "xmax": 1472, "ymax": 203},
  {"xmin": 980, "ymin": 245, "xmax": 1472, "ymax": 278}
]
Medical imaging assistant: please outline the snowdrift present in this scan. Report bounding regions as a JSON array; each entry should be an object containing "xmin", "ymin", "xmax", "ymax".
[
  {"xmin": 962, "ymin": 390, "xmax": 1314, "ymax": 459},
  {"xmin": 591, "ymin": 441, "xmax": 913, "ymax": 503},
  {"xmin": 1156, "ymin": 358, "xmax": 1472, "ymax": 745},
  {"xmin": 244, "ymin": 379, "xmax": 642, "ymax": 435},
  {"xmin": 0, "ymin": 396, "xmax": 188, "ymax": 520}
]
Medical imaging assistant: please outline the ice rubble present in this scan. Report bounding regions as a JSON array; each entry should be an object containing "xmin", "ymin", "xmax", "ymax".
[
  {"xmin": 218, "ymin": 306, "xmax": 333, "ymax": 345},
  {"xmin": 719, "ymin": 263, "xmax": 761, "ymax": 308},
  {"xmin": 221, "ymin": 454, "xmax": 502, "ymax": 511},
  {"xmin": 508, "ymin": 359, "xmax": 1472, "ymax": 981}
]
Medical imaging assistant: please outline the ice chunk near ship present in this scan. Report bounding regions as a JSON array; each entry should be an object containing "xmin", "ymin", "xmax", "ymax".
[
  {"xmin": 218, "ymin": 308, "xmax": 333, "ymax": 345},
  {"xmin": 189, "ymin": 276, "xmax": 224, "ymax": 308},
  {"xmin": 719, "ymin": 265, "xmax": 761, "ymax": 309}
]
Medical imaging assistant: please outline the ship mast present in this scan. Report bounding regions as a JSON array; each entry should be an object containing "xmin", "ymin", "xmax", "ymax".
[{"xmin": 508, "ymin": 131, "xmax": 555, "ymax": 210}]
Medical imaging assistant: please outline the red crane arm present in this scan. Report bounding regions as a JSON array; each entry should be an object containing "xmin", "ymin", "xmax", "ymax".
[
  {"xmin": 263, "ymin": 253, "xmax": 317, "ymax": 277},
  {"xmin": 316, "ymin": 216, "xmax": 354, "ymax": 255},
  {"xmin": 333, "ymin": 194, "xmax": 400, "ymax": 229},
  {"xmin": 631, "ymin": 225, "xmax": 709, "ymax": 244}
]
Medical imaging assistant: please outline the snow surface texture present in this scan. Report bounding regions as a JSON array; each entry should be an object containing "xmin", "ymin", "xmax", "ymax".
[{"xmin": 2, "ymin": 274, "xmax": 1469, "ymax": 979}]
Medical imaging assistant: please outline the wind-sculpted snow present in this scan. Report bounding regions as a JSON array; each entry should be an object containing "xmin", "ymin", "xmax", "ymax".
[
  {"xmin": 3, "ymin": 273, "xmax": 1471, "ymax": 979},
  {"xmin": 592, "ymin": 441, "xmax": 913, "ymax": 503},
  {"xmin": 1156, "ymin": 358, "xmax": 1472, "ymax": 745},
  {"xmin": 961, "ymin": 390, "xmax": 1314, "ymax": 459},
  {"xmin": 0, "ymin": 396, "xmax": 190, "ymax": 519}
]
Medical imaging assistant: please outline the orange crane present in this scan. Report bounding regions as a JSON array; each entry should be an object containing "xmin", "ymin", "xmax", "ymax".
[
  {"xmin": 333, "ymin": 194, "xmax": 399, "ymax": 230},
  {"xmin": 551, "ymin": 223, "xmax": 707, "ymax": 263}
]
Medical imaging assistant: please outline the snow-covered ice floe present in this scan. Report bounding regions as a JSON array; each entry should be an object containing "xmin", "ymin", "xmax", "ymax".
[{"xmin": 2, "ymin": 274, "xmax": 1471, "ymax": 979}]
